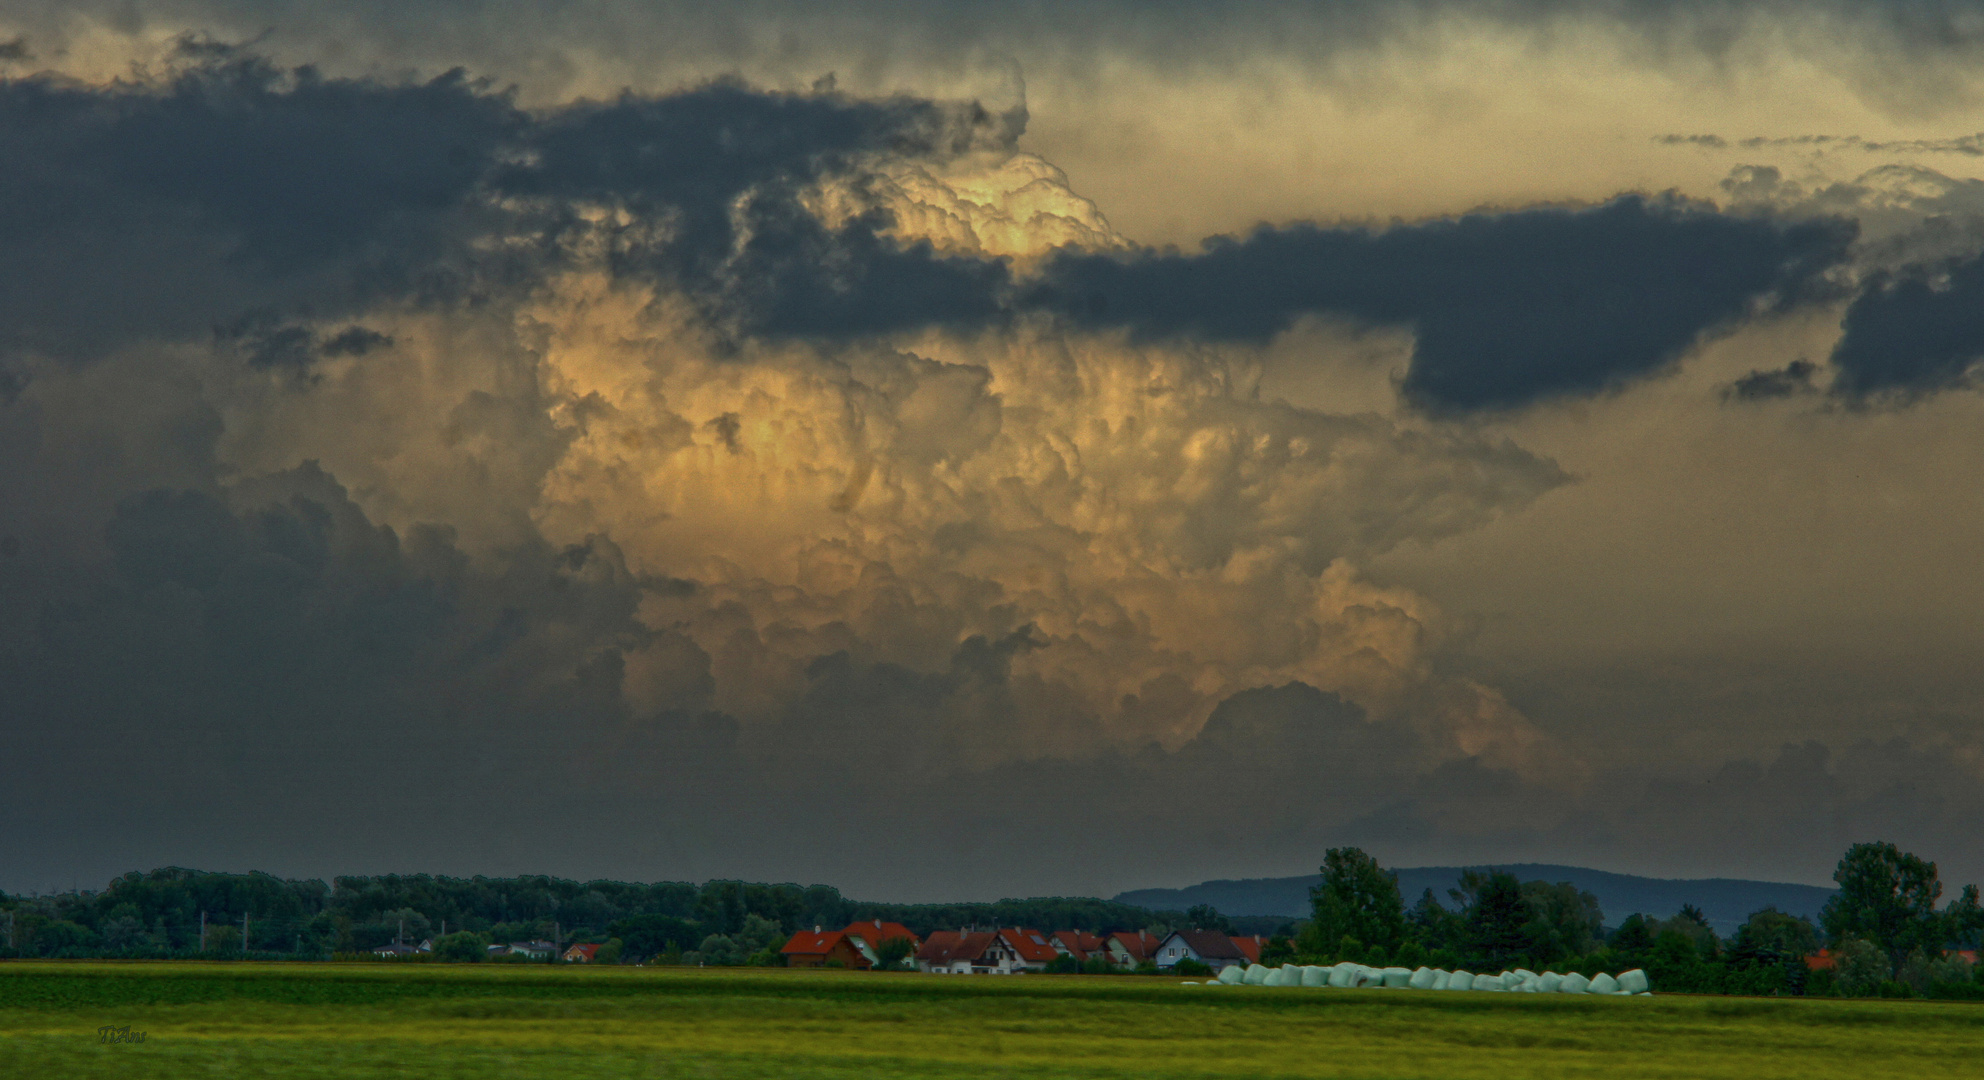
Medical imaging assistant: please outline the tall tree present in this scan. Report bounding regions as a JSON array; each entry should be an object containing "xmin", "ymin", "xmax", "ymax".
[
  {"xmin": 1185, "ymin": 904, "xmax": 1233, "ymax": 934},
  {"xmin": 1452, "ymin": 870, "xmax": 1530, "ymax": 970},
  {"xmin": 1301, "ymin": 848, "xmax": 1405, "ymax": 956},
  {"xmin": 1820, "ymin": 841, "xmax": 1942, "ymax": 972},
  {"xmin": 1518, "ymin": 880, "xmax": 1604, "ymax": 964}
]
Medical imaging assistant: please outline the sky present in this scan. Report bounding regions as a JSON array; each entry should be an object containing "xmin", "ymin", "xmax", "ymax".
[{"xmin": 3, "ymin": 1, "xmax": 1984, "ymax": 902}]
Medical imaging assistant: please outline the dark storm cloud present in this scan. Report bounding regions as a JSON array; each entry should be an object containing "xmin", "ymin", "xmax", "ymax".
[
  {"xmin": 494, "ymin": 81, "xmax": 1023, "ymax": 336},
  {"xmin": 0, "ymin": 47, "xmax": 1022, "ymax": 360},
  {"xmin": 1721, "ymin": 358, "xmax": 1818, "ymax": 401},
  {"xmin": 1828, "ymin": 254, "xmax": 1984, "ymax": 399},
  {"xmin": 0, "ymin": 461, "xmax": 742, "ymax": 869},
  {"xmin": 1024, "ymin": 197, "xmax": 1853, "ymax": 412},
  {"xmin": 0, "ymin": 46, "xmax": 520, "ymax": 359}
]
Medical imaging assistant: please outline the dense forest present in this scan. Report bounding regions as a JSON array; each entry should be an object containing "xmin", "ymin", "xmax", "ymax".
[{"xmin": 0, "ymin": 868, "xmax": 1176, "ymax": 962}]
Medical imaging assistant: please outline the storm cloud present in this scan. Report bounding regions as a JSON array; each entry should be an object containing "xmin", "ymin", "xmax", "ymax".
[{"xmin": 5, "ymin": 6, "xmax": 1984, "ymax": 901}]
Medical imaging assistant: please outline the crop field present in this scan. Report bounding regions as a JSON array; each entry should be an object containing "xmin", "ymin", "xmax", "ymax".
[{"xmin": 1, "ymin": 963, "xmax": 1980, "ymax": 1080}]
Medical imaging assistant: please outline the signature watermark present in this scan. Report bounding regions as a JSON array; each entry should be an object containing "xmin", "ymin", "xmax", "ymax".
[{"xmin": 96, "ymin": 1025, "xmax": 146, "ymax": 1045}]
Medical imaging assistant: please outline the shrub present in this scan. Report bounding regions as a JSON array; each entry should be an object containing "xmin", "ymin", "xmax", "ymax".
[
  {"xmin": 1832, "ymin": 938, "xmax": 1888, "ymax": 997},
  {"xmin": 1173, "ymin": 959, "xmax": 1214, "ymax": 977}
]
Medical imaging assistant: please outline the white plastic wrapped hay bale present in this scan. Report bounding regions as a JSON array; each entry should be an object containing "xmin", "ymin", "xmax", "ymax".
[
  {"xmin": 1243, "ymin": 963, "xmax": 1269, "ymax": 985},
  {"xmin": 1301, "ymin": 965, "xmax": 1330, "ymax": 987},
  {"xmin": 1408, "ymin": 967, "xmax": 1438, "ymax": 990},
  {"xmin": 1327, "ymin": 963, "xmax": 1356, "ymax": 988},
  {"xmin": 1471, "ymin": 972, "xmax": 1503, "ymax": 991},
  {"xmin": 1537, "ymin": 972, "xmax": 1564, "ymax": 993},
  {"xmin": 1560, "ymin": 972, "xmax": 1591, "ymax": 994},
  {"xmin": 1381, "ymin": 967, "xmax": 1413, "ymax": 988},
  {"xmin": 1429, "ymin": 969, "xmax": 1452, "ymax": 990},
  {"xmin": 1446, "ymin": 969, "xmax": 1474, "ymax": 990},
  {"xmin": 1357, "ymin": 965, "xmax": 1385, "ymax": 987},
  {"xmin": 1262, "ymin": 966, "xmax": 1285, "ymax": 986},
  {"xmin": 1617, "ymin": 969, "xmax": 1649, "ymax": 995},
  {"xmin": 1218, "ymin": 964, "xmax": 1246, "ymax": 985},
  {"xmin": 1590, "ymin": 973, "xmax": 1620, "ymax": 995}
]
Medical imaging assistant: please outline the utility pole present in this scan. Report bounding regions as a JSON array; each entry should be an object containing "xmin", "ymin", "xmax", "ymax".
[
  {"xmin": 243, "ymin": 911, "xmax": 250, "ymax": 954},
  {"xmin": 398, "ymin": 916, "xmax": 405, "ymax": 948},
  {"xmin": 199, "ymin": 910, "xmax": 207, "ymax": 952}
]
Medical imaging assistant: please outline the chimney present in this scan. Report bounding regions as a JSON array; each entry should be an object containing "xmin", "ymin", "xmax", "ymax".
[{"xmin": 814, "ymin": 925, "xmax": 821, "ymax": 934}]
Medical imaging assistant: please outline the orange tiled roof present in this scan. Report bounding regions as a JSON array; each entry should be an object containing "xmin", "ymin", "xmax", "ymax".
[
  {"xmin": 1001, "ymin": 927, "xmax": 1060, "ymax": 963},
  {"xmin": 781, "ymin": 929, "xmax": 848, "ymax": 956},
  {"xmin": 842, "ymin": 920, "xmax": 920, "ymax": 947},
  {"xmin": 1107, "ymin": 931, "xmax": 1159, "ymax": 962},
  {"xmin": 1051, "ymin": 930, "xmax": 1104, "ymax": 959},
  {"xmin": 915, "ymin": 930, "xmax": 998, "ymax": 966},
  {"xmin": 1229, "ymin": 935, "xmax": 1264, "ymax": 963}
]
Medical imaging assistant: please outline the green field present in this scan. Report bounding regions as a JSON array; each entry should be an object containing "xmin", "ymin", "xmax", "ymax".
[{"xmin": 1, "ymin": 962, "xmax": 1979, "ymax": 1079}]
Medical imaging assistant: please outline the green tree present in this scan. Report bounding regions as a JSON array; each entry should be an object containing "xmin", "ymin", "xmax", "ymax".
[
  {"xmin": 1943, "ymin": 884, "xmax": 1983, "ymax": 950},
  {"xmin": 433, "ymin": 931, "xmax": 490, "ymax": 962},
  {"xmin": 1405, "ymin": 888, "xmax": 1463, "ymax": 954},
  {"xmin": 1727, "ymin": 908, "xmax": 1818, "ymax": 966},
  {"xmin": 595, "ymin": 938, "xmax": 624, "ymax": 964},
  {"xmin": 1298, "ymin": 848, "xmax": 1404, "ymax": 956},
  {"xmin": 872, "ymin": 936, "xmax": 915, "ymax": 970},
  {"xmin": 1830, "ymin": 937, "xmax": 1887, "ymax": 997},
  {"xmin": 1519, "ymin": 881, "xmax": 1604, "ymax": 965},
  {"xmin": 1185, "ymin": 904, "xmax": 1232, "ymax": 934},
  {"xmin": 1453, "ymin": 870, "xmax": 1529, "ymax": 970},
  {"xmin": 1821, "ymin": 842, "xmax": 1942, "ymax": 973},
  {"xmin": 693, "ymin": 933, "xmax": 744, "ymax": 966},
  {"xmin": 607, "ymin": 914, "xmax": 701, "ymax": 962}
]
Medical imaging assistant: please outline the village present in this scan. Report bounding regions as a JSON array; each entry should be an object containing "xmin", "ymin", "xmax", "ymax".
[{"xmin": 780, "ymin": 921, "xmax": 1266, "ymax": 975}]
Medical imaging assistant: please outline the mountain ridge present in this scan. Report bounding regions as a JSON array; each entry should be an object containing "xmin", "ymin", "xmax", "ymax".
[{"xmin": 1114, "ymin": 863, "xmax": 1837, "ymax": 938}]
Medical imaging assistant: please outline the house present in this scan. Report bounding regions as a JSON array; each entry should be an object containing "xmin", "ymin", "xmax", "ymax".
[
  {"xmin": 1103, "ymin": 931, "xmax": 1161, "ymax": 970},
  {"xmin": 1152, "ymin": 929, "xmax": 1249, "ymax": 971},
  {"xmin": 841, "ymin": 920, "xmax": 920, "ymax": 967},
  {"xmin": 507, "ymin": 940, "xmax": 557, "ymax": 960},
  {"xmin": 371, "ymin": 943, "xmax": 422, "ymax": 958},
  {"xmin": 1000, "ymin": 928, "xmax": 1059, "ymax": 971},
  {"xmin": 1804, "ymin": 949, "xmax": 1835, "ymax": 971},
  {"xmin": 1230, "ymin": 935, "xmax": 1265, "ymax": 964},
  {"xmin": 914, "ymin": 928, "xmax": 1057, "ymax": 974},
  {"xmin": 782, "ymin": 927, "xmax": 870, "ymax": 968},
  {"xmin": 562, "ymin": 943, "xmax": 601, "ymax": 963},
  {"xmin": 1050, "ymin": 931, "xmax": 1105, "ymax": 961}
]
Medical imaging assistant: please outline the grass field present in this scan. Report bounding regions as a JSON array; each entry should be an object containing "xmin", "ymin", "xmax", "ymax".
[{"xmin": 1, "ymin": 962, "xmax": 1979, "ymax": 1079}]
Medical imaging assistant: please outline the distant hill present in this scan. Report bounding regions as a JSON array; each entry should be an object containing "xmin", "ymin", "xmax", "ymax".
[{"xmin": 1114, "ymin": 864, "xmax": 1837, "ymax": 938}]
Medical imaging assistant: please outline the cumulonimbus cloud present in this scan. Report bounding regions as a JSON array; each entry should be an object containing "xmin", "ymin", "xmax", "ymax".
[{"xmin": 3, "ymin": 42, "xmax": 1974, "ymax": 896}]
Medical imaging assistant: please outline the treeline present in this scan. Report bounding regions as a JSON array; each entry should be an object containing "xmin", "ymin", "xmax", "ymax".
[
  {"xmin": 1273, "ymin": 842, "xmax": 1984, "ymax": 1000},
  {"xmin": 0, "ymin": 867, "xmax": 1174, "ymax": 962}
]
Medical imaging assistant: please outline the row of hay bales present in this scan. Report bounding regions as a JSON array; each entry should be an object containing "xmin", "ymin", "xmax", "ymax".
[{"xmin": 1203, "ymin": 962, "xmax": 1651, "ymax": 995}]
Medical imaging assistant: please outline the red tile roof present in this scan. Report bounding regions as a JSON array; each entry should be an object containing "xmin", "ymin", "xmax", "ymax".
[
  {"xmin": 842, "ymin": 920, "xmax": 920, "ymax": 947},
  {"xmin": 1804, "ymin": 949, "xmax": 1835, "ymax": 971},
  {"xmin": 1051, "ymin": 931, "xmax": 1104, "ymax": 959},
  {"xmin": 782, "ymin": 929, "xmax": 849, "ymax": 957},
  {"xmin": 1107, "ymin": 931, "xmax": 1160, "ymax": 962},
  {"xmin": 915, "ymin": 930, "xmax": 998, "ymax": 966},
  {"xmin": 1001, "ymin": 928, "xmax": 1059, "ymax": 964},
  {"xmin": 562, "ymin": 943, "xmax": 601, "ymax": 961},
  {"xmin": 1229, "ymin": 935, "xmax": 1264, "ymax": 963}
]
